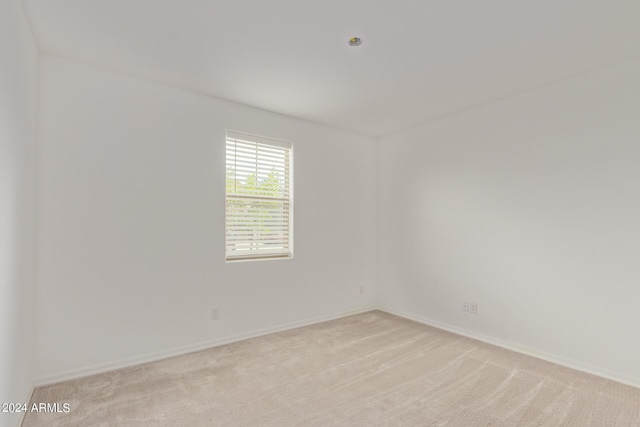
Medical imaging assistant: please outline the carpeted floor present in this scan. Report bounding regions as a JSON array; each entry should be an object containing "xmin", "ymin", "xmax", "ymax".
[{"xmin": 23, "ymin": 311, "xmax": 640, "ymax": 426}]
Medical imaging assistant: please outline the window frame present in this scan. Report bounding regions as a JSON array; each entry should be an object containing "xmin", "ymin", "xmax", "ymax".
[{"xmin": 225, "ymin": 131, "xmax": 293, "ymax": 262}]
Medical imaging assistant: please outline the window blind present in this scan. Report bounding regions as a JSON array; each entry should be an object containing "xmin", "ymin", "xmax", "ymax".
[{"xmin": 225, "ymin": 131, "xmax": 292, "ymax": 261}]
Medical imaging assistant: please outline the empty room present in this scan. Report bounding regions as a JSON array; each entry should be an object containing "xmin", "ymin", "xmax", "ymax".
[{"xmin": 2, "ymin": 0, "xmax": 640, "ymax": 426}]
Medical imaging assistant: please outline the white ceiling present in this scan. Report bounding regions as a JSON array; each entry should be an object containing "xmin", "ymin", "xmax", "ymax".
[{"xmin": 23, "ymin": 0, "xmax": 640, "ymax": 137}]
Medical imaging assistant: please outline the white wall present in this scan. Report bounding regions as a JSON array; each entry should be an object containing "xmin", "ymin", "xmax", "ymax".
[
  {"xmin": 32, "ymin": 21, "xmax": 640, "ymax": 392},
  {"xmin": 379, "ymin": 59, "xmax": 640, "ymax": 386},
  {"xmin": 0, "ymin": 0, "xmax": 38, "ymax": 426},
  {"xmin": 36, "ymin": 55, "xmax": 377, "ymax": 383}
]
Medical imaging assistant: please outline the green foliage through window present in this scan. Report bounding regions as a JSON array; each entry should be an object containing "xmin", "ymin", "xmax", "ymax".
[{"xmin": 225, "ymin": 132, "xmax": 292, "ymax": 261}]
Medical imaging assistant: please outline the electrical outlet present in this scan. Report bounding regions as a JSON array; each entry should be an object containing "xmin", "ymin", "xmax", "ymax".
[
  {"xmin": 462, "ymin": 301, "xmax": 469, "ymax": 312},
  {"xmin": 470, "ymin": 303, "xmax": 478, "ymax": 315},
  {"xmin": 359, "ymin": 285, "xmax": 364, "ymax": 295},
  {"xmin": 211, "ymin": 307, "xmax": 220, "ymax": 320}
]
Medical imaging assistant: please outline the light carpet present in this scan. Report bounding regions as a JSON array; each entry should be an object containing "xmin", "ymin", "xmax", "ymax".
[{"xmin": 23, "ymin": 311, "xmax": 640, "ymax": 426}]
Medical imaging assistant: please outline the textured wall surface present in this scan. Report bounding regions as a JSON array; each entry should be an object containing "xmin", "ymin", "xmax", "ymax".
[{"xmin": 379, "ymin": 59, "xmax": 640, "ymax": 386}]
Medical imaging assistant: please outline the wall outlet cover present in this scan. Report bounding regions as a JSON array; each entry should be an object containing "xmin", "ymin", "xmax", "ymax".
[{"xmin": 470, "ymin": 303, "xmax": 478, "ymax": 315}]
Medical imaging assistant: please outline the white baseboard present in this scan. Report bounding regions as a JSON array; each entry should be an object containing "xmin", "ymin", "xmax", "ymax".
[
  {"xmin": 34, "ymin": 305, "xmax": 640, "ymax": 391},
  {"xmin": 35, "ymin": 306, "xmax": 377, "ymax": 386},
  {"xmin": 16, "ymin": 385, "xmax": 34, "ymax": 427},
  {"xmin": 379, "ymin": 307, "xmax": 640, "ymax": 390}
]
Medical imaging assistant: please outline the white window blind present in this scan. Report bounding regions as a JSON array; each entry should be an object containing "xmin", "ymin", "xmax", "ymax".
[{"xmin": 225, "ymin": 131, "xmax": 293, "ymax": 261}]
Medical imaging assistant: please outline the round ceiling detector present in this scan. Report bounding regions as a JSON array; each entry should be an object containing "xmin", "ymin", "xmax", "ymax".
[{"xmin": 348, "ymin": 37, "xmax": 362, "ymax": 46}]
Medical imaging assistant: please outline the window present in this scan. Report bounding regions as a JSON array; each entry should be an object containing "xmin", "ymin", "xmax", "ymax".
[{"xmin": 225, "ymin": 131, "xmax": 293, "ymax": 261}]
